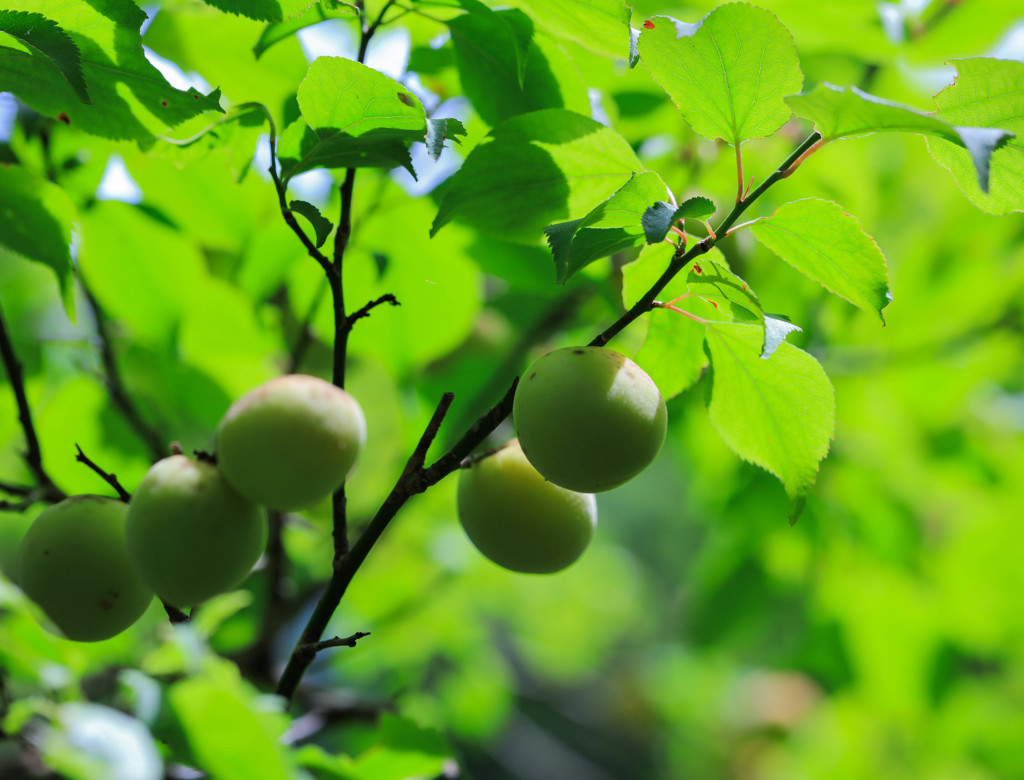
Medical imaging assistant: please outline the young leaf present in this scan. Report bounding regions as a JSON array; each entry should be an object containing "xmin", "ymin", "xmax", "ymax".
[
  {"xmin": 0, "ymin": 10, "xmax": 89, "ymax": 103},
  {"xmin": 750, "ymin": 198, "xmax": 892, "ymax": 323},
  {"xmin": 448, "ymin": 5, "xmax": 588, "ymax": 126},
  {"xmin": 638, "ymin": 5, "xmax": 803, "ymax": 146},
  {"xmin": 705, "ymin": 321, "xmax": 835, "ymax": 499},
  {"xmin": 278, "ymin": 57, "xmax": 427, "ymax": 180},
  {"xmin": 432, "ymin": 109, "xmax": 642, "ymax": 243},
  {"xmin": 424, "ymin": 117, "xmax": 467, "ymax": 161},
  {"xmin": 761, "ymin": 314, "xmax": 801, "ymax": 360},
  {"xmin": 786, "ymin": 83, "xmax": 1013, "ymax": 192},
  {"xmin": 199, "ymin": 0, "xmax": 320, "ymax": 23},
  {"xmin": 289, "ymin": 200, "xmax": 334, "ymax": 248},
  {"xmin": 0, "ymin": 1, "xmax": 222, "ymax": 143},
  {"xmin": 544, "ymin": 170, "xmax": 671, "ymax": 282},
  {"xmin": 0, "ymin": 166, "xmax": 77, "ymax": 317},
  {"xmin": 252, "ymin": 1, "xmax": 358, "ymax": 59},
  {"xmin": 513, "ymin": 0, "xmax": 634, "ymax": 62},
  {"xmin": 641, "ymin": 196, "xmax": 715, "ymax": 244},
  {"xmin": 926, "ymin": 58, "xmax": 1024, "ymax": 215}
]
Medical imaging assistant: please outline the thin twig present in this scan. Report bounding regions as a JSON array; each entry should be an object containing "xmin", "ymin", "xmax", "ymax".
[
  {"xmin": 300, "ymin": 631, "xmax": 371, "ymax": 660},
  {"xmin": 347, "ymin": 294, "xmax": 400, "ymax": 326},
  {"xmin": 0, "ymin": 299, "xmax": 65, "ymax": 504},
  {"xmin": 0, "ymin": 480, "xmax": 31, "ymax": 497},
  {"xmin": 80, "ymin": 278, "xmax": 167, "ymax": 462},
  {"xmin": 162, "ymin": 602, "xmax": 189, "ymax": 623},
  {"xmin": 74, "ymin": 444, "xmax": 131, "ymax": 502}
]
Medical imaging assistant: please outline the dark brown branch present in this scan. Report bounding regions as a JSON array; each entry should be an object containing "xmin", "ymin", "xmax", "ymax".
[
  {"xmin": 0, "ymin": 480, "xmax": 32, "ymax": 497},
  {"xmin": 347, "ymin": 294, "xmax": 400, "ymax": 326},
  {"xmin": 162, "ymin": 601, "xmax": 189, "ymax": 623},
  {"xmin": 0, "ymin": 299, "xmax": 65, "ymax": 504},
  {"xmin": 80, "ymin": 278, "xmax": 167, "ymax": 462},
  {"xmin": 300, "ymin": 631, "xmax": 371, "ymax": 661},
  {"xmin": 74, "ymin": 444, "xmax": 131, "ymax": 502}
]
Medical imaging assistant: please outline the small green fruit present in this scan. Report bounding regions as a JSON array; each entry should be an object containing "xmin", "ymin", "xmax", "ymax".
[
  {"xmin": 216, "ymin": 374, "xmax": 367, "ymax": 510},
  {"xmin": 457, "ymin": 440, "xmax": 596, "ymax": 574},
  {"xmin": 18, "ymin": 496, "xmax": 153, "ymax": 642},
  {"xmin": 126, "ymin": 455, "xmax": 265, "ymax": 607},
  {"xmin": 513, "ymin": 346, "xmax": 667, "ymax": 492}
]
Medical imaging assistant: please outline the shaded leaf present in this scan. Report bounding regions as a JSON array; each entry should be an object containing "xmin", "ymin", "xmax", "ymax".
[
  {"xmin": 432, "ymin": 109, "xmax": 642, "ymax": 243},
  {"xmin": 0, "ymin": 10, "xmax": 88, "ymax": 103},
  {"xmin": 545, "ymin": 170, "xmax": 670, "ymax": 281},
  {"xmin": 787, "ymin": 83, "xmax": 1013, "ymax": 191},
  {"xmin": 641, "ymin": 196, "xmax": 715, "ymax": 244},
  {"xmin": 252, "ymin": 1, "xmax": 358, "ymax": 59},
  {"xmin": 289, "ymin": 200, "xmax": 334, "ymax": 248},
  {"xmin": 0, "ymin": 165, "xmax": 76, "ymax": 317},
  {"xmin": 750, "ymin": 198, "xmax": 891, "ymax": 322},
  {"xmin": 926, "ymin": 58, "xmax": 1024, "ymax": 215},
  {"xmin": 705, "ymin": 321, "xmax": 834, "ymax": 498},
  {"xmin": 0, "ymin": 1, "xmax": 222, "ymax": 143},
  {"xmin": 638, "ymin": 5, "xmax": 803, "ymax": 146}
]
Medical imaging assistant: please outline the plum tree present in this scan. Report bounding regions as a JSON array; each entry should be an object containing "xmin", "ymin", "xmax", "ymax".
[
  {"xmin": 126, "ymin": 455, "xmax": 266, "ymax": 607},
  {"xmin": 457, "ymin": 440, "xmax": 597, "ymax": 574},
  {"xmin": 513, "ymin": 347, "xmax": 668, "ymax": 492},
  {"xmin": 17, "ymin": 496, "xmax": 153, "ymax": 642},
  {"xmin": 216, "ymin": 374, "xmax": 367, "ymax": 510}
]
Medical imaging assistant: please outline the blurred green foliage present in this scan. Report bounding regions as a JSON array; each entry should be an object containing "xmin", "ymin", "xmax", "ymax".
[{"xmin": 1, "ymin": 0, "xmax": 1023, "ymax": 778}]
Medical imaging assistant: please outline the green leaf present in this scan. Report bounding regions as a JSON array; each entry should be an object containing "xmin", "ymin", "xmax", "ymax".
[
  {"xmin": 253, "ymin": 1, "xmax": 358, "ymax": 59},
  {"xmin": 638, "ymin": 5, "xmax": 803, "ymax": 146},
  {"xmin": 636, "ymin": 307, "xmax": 707, "ymax": 399},
  {"xmin": 0, "ymin": 165, "xmax": 76, "ymax": 317},
  {"xmin": 512, "ymin": 0, "xmax": 634, "ymax": 62},
  {"xmin": 750, "ymin": 198, "xmax": 892, "ymax": 323},
  {"xmin": 148, "ymin": 103, "xmax": 267, "ymax": 181},
  {"xmin": 544, "ymin": 170, "xmax": 669, "ymax": 282},
  {"xmin": 289, "ymin": 200, "xmax": 334, "ymax": 248},
  {"xmin": 169, "ymin": 663, "xmax": 290, "ymax": 780},
  {"xmin": 354, "ymin": 714, "xmax": 452, "ymax": 780},
  {"xmin": 684, "ymin": 256, "xmax": 763, "ymax": 325},
  {"xmin": 926, "ymin": 58, "xmax": 1024, "ymax": 215},
  {"xmin": 432, "ymin": 109, "xmax": 643, "ymax": 243},
  {"xmin": 449, "ymin": 6, "xmax": 588, "ymax": 126},
  {"xmin": 641, "ymin": 196, "xmax": 715, "ymax": 244},
  {"xmin": 199, "ymin": 0, "xmax": 320, "ymax": 23},
  {"xmin": 0, "ymin": 10, "xmax": 88, "ymax": 103},
  {"xmin": 278, "ymin": 57, "xmax": 427, "ymax": 180},
  {"xmin": 0, "ymin": 1, "xmax": 222, "ymax": 143},
  {"xmin": 705, "ymin": 321, "xmax": 834, "ymax": 498},
  {"xmin": 425, "ymin": 117, "xmax": 467, "ymax": 161},
  {"xmin": 786, "ymin": 83, "xmax": 1013, "ymax": 192}
]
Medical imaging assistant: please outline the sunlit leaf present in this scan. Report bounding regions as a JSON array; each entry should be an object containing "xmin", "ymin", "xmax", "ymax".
[
  {"xmin": 787, "ymin": 83, "xmax": 1013, "ymax": 192},
  {"xmin": 512, "ymin": 0, "xmax": 634, "ymax": 62},
  {"xmin": 705, "ymin": 321, "xmax": 834, "ymax": 499},
  {"xmin": 750, "ymin": 198, "xmax": 892, "ymax": 322},
  {"xmin": 638, "ymin": 5, "xmax": 803, "ymax": 146},
  {"xmin": 926, "ymin": 58, "xmax": 1024, "ymax": 215},
  {"xmin": 253, "ymin": 1, "xmax": 358, "ymax": 58},
  {"xmin": 278, "ymin": 57, "xmax": 426, "ymax": 180},
  {"xmin": 199, "ymin": 0, "xmax": 320, "ymax": 23}
]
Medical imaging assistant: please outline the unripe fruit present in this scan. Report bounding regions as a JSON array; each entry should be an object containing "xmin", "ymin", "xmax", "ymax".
[
  {"xmin": 513, "ymin": 346, "xmax": 667, "ymax": 492},
  {"xmin": 216, "ymin": 374, "xmax": 367, "ymax": 510},
  {"xmin": 126, "ymin": 455, "xmax": 265, "ymax": 607},
  {"xmin": 457, "ymin": 440, "xmax": 596, "ymax": 574},
  {"xmin": 18, "ymin": 496, "xmax": 153, "ymax": 642}
]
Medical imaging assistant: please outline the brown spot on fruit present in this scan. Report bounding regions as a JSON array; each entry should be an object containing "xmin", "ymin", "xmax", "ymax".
[
  {"xmin": 161, "ymin": 100, "xmax": 168, "ymax": 106},
  {"xmin": 572, "ymin": 349, "xmax": 585, "ymax": 355},
  {"xmin": 529, "ymin": 372, "xmax": 536, "ymax": 380},
  {"xmin": 99, "ymin": 599, "xmax": 113, "ymax": 611}
]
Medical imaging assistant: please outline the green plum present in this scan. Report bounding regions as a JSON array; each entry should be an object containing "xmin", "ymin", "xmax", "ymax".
[
  {"xmin": 126, "ymin": 455, "xmax": 265, "ymax": 607},
  {"xmin": 18, "ymin": 496, "xmax": 153, "ymax": 642},
  {"xmin": 457, "ymin": 439, "xmax": 596, "ymax": 574},
  {"xmin": 513, "ymin": 346, "xmax": 667, "ymax": 492},
  {"xmin": 216, "ymin": 374, "xmax": 367, "ymax": 510}
]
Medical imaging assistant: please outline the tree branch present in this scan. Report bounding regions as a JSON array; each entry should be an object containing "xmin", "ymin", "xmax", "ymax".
[
  {"xmin": 74, "ymin": 444, "xmax": 130, "ymax": 502},
  {"xmin": 80, "ymin": 279, "xmax": 167, "ymax": 462},
  {"xmin": 0, "ymin": 299, "xmax": 65, "ymax": 505},
  {"xmin": 347, "ymin": 293, "xmax": 400, "ymax": 326},
  {"xmin": 300, "ymin": 631, "xmax": 371, "ymax": 661}
]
